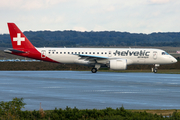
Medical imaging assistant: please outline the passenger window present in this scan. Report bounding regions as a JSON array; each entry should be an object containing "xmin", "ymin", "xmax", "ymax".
[
  {"xmin": 75, "ymin": 52, "xmax": 77, "ymax": 54},
  {"xmin": 93, "ymin": 52, "xmax": 95, "ymax": 54},
  {"xmin": 105, "ymin": 52, "xmax": 107, "ymax": 54},
  {"xmin": 89, "ymin": 52, "xmax": 91, "ymax": 54},
  {"xmin": 72, "ymin": 52, "xmax": 73, "ymax": 54},
  {"xmin": 97, "ymin": 52, "xmax": 99, "ymax": 54},
  {"xmin": 52, "ymin": 52, "xmax": 54, "ymax": 54},
  {"xmin": 68, "ymin": 52, "xmax": 70, "ymax": 54},
  {"xmin": 82, "ymin": 52, "xmax": 84, "ymax": 54},
  {"xmin": 56, "ymin": 52, "xmax": 58, "ymax": 54},
  {"xmin": 64, "ymin": 52, "xmax": 66, "ymax": 54},
  {"xmin": 101, "ymin": 52, "xmax": 103, "ymax": 54},
  {"xmin": 78, "ymin": 52, "xmax": 80, "ymax": 54},
  {"xmin": 60, "ymin": 52, "xmax": 62, "ymax": 54},
  {"xmin": 85, "ymin": 52, "xmax": 87, "ymax": 54},
  {"xmin": 49, "ymin": 52, "xmax": 50, "ymax": 54}
]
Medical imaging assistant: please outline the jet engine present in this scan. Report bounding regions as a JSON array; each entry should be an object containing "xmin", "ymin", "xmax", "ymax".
[{"xmin": 109, "ymin": 59, "xmax": 127, "ymax": 70}]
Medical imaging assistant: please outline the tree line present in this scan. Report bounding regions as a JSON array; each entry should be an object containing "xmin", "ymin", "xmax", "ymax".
[
  {"xmin": 0, "ymin": 31, "xmax": 180, "ymax": 47},
  {"xmin": 0, "ymin": 60, "xmax": 179, "ymax": 71},
  {"xmin": 1, "ymin": 98, "xmax": 180, "ymax": 120}
]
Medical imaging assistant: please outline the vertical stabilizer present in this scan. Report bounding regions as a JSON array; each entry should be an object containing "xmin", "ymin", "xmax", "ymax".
[{"xmin": 7, "ymin": 23, "xmax": 35, "ymax": 49}]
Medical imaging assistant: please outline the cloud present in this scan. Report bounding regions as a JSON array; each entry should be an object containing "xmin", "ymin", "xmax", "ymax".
[
  {"xmin": 0, "ymin": 0, "xmax": 180, "ymax": 34},
  {"xmin": 40, "ymin": 16, "xmax": 64, "ymax": 24},
  {"xmin": 72, "ymin": 26, "xmax": 87, "ymax": 32},
  {"xmin": 0, "ymin": 0, "xmax": 68, "ymax": 10},
  {"xmin": 93, "ymin": 25, "xmax": 106, "ymax": 31},
  {"xmin": 106, "ymin": 6, "xmax": 115, "ymax": 12},
  {"xmin": 149, "ymin": 0, "xmax": 171, "ymax": 4}
]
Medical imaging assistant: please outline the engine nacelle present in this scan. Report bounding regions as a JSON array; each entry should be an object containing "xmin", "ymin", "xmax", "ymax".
[{"xmin": 110, "ymin": 59, "xmax": 127, "ymax": 70}]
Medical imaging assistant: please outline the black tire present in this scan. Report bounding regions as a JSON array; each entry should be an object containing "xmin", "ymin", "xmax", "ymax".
[
  {"xmin": 154, "ymin": 69, "xmax": 157, "ymax": 73},
  {"xmin": 91, "ymin": 68, "xmax": 97, "ymax": 73}
]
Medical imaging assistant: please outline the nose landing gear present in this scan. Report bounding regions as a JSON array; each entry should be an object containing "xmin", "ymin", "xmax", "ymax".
[
  {"xmin": 152, "ymin": 64, "xmax": 160, "ymax": 73},
  {"xmin": 153, "ymin": 69, "xmax": 157, "ymax": 73}
]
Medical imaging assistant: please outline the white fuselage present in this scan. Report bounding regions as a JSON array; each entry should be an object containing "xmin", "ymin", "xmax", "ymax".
[{"xmin": 36, "ymin": 48, "xmax": 177, "ymax": 66}]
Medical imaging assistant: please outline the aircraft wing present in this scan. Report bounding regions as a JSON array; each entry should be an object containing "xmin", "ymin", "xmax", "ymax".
[
  {"xmin": 76, "ymin": 54, "xmax": 109, "ymax": 63},
  {"xmin": 76, "ymin": 54, "xmax": 109, "ymax": 61}
]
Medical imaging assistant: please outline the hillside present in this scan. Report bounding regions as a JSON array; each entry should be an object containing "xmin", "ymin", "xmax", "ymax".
[{"xmin": 1, "ymin": 31, "xmax": 180, "ymax": 47}]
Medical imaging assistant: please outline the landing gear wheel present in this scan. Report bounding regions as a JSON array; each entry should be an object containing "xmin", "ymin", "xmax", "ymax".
[
  {"xmin": 91, "ymin": 68, "xmax": 97, "ymax": 73},
  {"xmin": 153, "ymin": 69, "xmax": 157, "ymax": 73},
  {"xmin": 153, "ymin": 64, "xmax": 159, "ymax": 73}
]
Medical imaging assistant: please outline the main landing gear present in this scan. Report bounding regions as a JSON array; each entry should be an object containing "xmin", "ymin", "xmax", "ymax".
[
  {"xmin": 91, "ymin": 64, "xmax": 101, "ymax": 73},
  {"xmin": 152, "ymin": 64, "xmax": 160, "ymax": 73},
  {"xmin": 91, "ymin": 68, "xmax": 97, "ymax": 73}
]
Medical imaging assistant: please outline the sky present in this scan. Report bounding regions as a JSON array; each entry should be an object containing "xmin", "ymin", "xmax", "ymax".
[{"xmin": 0, "ymin": 0, "xmax": 180, "ymax": 34}]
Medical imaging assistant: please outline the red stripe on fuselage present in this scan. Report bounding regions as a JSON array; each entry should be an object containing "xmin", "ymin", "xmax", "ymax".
[{"xmin": 12, "ymin": 48, "xmax": 59, "ymax": 63}]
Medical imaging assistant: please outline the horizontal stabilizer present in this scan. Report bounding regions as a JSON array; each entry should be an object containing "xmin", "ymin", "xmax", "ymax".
[{"xmin": 4, "ymin": 48, "xmax": 26, "ymax": 53}]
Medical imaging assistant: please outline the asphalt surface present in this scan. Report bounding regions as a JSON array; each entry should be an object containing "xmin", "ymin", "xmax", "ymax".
[{"xmin": 0, "ymin": 71, "xmax": 180, "ymax": 110}]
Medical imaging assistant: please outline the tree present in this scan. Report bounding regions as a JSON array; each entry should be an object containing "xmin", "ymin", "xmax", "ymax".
[{"xmin": 0, "ymin": 97, "xmax": 26, "ymax": 119}]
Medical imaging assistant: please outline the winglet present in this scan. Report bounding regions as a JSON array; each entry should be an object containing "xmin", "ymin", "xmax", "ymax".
[{"xmin": 7, "ymin": 23, "xmax": 35, "ymax": 49}]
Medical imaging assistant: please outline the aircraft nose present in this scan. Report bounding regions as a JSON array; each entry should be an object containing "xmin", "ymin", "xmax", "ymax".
[{"xmin": 172, "ymin": 57, "xmax": 177, "ymax": 63}]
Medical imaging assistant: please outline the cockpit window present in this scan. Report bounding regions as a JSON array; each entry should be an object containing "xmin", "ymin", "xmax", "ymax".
[{"xmin": 162, "ymin": 52, "xmax": 169, "ymax": 55}]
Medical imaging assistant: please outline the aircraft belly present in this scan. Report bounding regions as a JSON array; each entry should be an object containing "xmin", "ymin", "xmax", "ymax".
[{"xmin": 47, "ymin": 55, "xmax": 78, "ymax": 64}]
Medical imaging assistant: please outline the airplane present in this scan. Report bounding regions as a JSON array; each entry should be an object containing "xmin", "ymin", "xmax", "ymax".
[{"xmin": 4, "ymin": 23, "xmax": 177, "ymax": 73}]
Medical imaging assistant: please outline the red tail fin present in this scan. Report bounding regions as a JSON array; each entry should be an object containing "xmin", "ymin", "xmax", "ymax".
[{"xmin": 7, "ymin": 23, "xmax": 35, "ymax": 50}]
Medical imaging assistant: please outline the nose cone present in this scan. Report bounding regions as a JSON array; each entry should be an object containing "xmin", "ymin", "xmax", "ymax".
[{"xmin": 172, "ymin": 57, "xmax": 177, "ymax": 63}]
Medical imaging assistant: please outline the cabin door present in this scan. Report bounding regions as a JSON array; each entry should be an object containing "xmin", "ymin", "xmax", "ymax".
[
  {"xmin": 41, "ymin": 50, "xmax": 46, "ymax": 58},
  {"xmin": 153, "ymin": 51, "xmax": 157, "ymax": 60}
]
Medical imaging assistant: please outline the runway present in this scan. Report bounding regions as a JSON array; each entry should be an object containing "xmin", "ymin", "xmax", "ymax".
[{"xmin": 0, "ymin": 71, "xmax": 180, "ymax": 110}]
